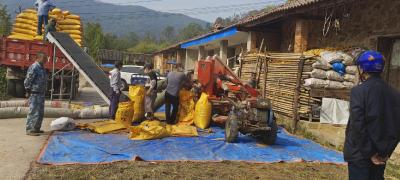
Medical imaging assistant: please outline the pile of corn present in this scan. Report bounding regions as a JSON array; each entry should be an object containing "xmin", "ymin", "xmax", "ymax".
[{"xmin": 8, "ymin": 8, "xmax": 83, "ymax": 46}]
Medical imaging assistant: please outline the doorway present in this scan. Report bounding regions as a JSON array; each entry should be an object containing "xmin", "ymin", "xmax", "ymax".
[{"xmin": 388, "ymin": 39, "xmax": 400, "ymax": 91}]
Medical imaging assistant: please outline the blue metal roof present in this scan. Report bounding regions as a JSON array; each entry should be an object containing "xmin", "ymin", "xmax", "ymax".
[{"xmin": 180, "ymin": 26, "xmax": 238, "ymax": 48}]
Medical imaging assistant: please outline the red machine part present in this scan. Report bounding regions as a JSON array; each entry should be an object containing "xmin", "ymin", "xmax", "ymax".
[
  {"xmin": 0, "ymin": 37, "xmax": 71, "ymax": 70},
  {"xmin": 197, "ymin": 57, "xmax": 259, "ymax": 98}
]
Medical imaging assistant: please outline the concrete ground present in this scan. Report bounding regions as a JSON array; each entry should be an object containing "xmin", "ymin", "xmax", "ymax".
[
  {"xmin": 0, "ymin": 87, "xmax": 106, "ymax": 180},
  {"xmin": 0, "ymin": 118, "xmax": 52, "ymax": 180}
]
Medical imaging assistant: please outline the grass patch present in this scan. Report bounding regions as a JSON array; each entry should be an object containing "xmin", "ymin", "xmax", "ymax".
[{"xmin": 26, "ymin": 161, "xmax": 347, "ymax": 180}]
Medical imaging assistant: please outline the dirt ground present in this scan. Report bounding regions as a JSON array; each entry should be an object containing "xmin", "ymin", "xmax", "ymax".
[{"xmin": 26, "ymin": 161, "xmax": 348, "ymax": 180}]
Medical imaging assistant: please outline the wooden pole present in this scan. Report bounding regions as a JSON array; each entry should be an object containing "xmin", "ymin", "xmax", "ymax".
[{"xmin": 292, "ymin": 56, "xmax": 306, "ymax": 132}]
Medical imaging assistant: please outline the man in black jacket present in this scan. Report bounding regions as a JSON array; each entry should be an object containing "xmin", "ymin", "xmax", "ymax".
[{"xmin": 344, "ymin": 50, "xmax": 400, "ymax": 180}]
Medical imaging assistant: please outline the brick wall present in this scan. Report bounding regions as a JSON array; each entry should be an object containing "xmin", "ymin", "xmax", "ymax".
[{"xmin": 307, "ymin": 0, "xmax": 400, "ymax": 50}]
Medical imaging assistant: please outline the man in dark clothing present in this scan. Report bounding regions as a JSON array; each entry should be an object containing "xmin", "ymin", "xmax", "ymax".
[
  {"xmin": 144, "ymin": 63, "xmax": 158, "ymax": 119},
  {"xmin": 109, "ymin": 61, "xmax": 123, "ymax": 120},
  {"xmin": 43, "ymin": 18, "xmax": 56, "ymax": 41},
  {"xmin": 24, "ymin": 52, "xmax": 48, "ymax": 136},
  {"xmin": 344, "ymin": 50, "xmax": 400, "ymax": 180},
  {"xmin": 165, "ymin": 63, "xmax": 186, "ymax": 124}
]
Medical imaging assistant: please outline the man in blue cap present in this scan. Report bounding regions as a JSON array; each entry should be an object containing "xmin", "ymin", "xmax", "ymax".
[{"xmin": 344, "ymin": 50, "xmax": 400, "ymax": 180}]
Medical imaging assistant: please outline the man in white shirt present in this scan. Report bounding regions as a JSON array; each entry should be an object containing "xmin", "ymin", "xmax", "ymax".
[{"xmin": 109, "ymin": 61, "xmax": 123, "ymax": 120}]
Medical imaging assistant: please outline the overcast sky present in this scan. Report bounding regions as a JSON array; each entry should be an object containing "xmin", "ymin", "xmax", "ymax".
[{"xmin": 97, "ymin": 0, "xmax": 285, "ymax": 22}]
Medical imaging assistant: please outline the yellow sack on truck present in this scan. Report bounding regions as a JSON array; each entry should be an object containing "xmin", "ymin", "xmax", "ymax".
[
  {"xmin": 177, "ymin": 90, "xmax": 195, "ymax": 125},
  {"xmin": 17, "ymin": 12, "xmax": 37, "ymax": 21},
  {"xmin": 58, "ymin": 19, "xmax": 81, "ymax": 25},
  {"xmin": 59, "ymin": 24, "xmax": 81, "ymax": 30},
  {"xmin": 51, "ymin": 8, "xmax": 62, "ymax": 14},
  {"xmin": 194, "ymin": 93, "xmax": 212, "ymax": 129},
  {"xmin": 34, "ymin": 35, "xmax": 43, "ymax": 41},
  {"xmin": 115, "ymin": 102, "xmax": 135, "ymax": 128},
  {"xmin": 14, "ymin": 23, "xmax": 36, "ymax": 31},
  {"xmin": 13, "ymin": 28, "xmax": 36, "ymax": 36},
  {"xmin": 66, "ymin": 14, "xmax": 81, "ymax": 20},
  {"xmin": 15, "ymin": 18, "xmax": 37, "ymax": 26},
  {"xmin": 62, "ymin": 11, "xmax": 70, "ymax": 16},
  {"xmin": 70, "ymin": 34, "xmax": 81, "ymax": 40},
  {"xmin": 61, "ymin": 29, "xmax": 82, "ymax": 35},
  {"xmin": 24, "ymin": 9, "xmax": 37, "ymax": 14},
  {"xmin": 129, "ymin": 86, "xmax": 145, "ymax": 122},
  {"xmin": 8, "ymin": 34, "xmax": 34, "ymax": 41}
]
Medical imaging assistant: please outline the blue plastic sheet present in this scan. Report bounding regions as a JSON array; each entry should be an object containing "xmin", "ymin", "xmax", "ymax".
[{"xmin": 38, "ymin": 127, "xmax": 344, "ymax": 165}]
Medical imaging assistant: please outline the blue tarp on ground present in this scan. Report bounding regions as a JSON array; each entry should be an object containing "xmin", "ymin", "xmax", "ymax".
[{"xmin": 38, "ymin": 127, "xmax": 345, "ymax": 165}]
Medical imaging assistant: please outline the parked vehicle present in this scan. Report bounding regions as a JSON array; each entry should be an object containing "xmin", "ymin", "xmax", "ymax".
[{"xmin": 0, "ymin": 37, "xmax": 79, "ymax": 98}]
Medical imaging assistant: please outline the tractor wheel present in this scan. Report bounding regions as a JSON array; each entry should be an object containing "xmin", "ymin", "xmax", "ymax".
[
  {"xmin": 225, "ymin": 113, "xmax": 239, "ymax": 143},
  {"xmin": 258, "ymin": 117, "xmax": 278, "ymax": 145},
  {"xmin": 15, "ymin": 80, "xmax": 25, "ymax": 98},
  {"xmin": 6, "ymin": 79, "xmax": 16, "ymax": 97}
]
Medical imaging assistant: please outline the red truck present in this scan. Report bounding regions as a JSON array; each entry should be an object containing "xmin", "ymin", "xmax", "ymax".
[{"xmin": 0, "ymin": 37, "xmax": 79, "ymax": 98}]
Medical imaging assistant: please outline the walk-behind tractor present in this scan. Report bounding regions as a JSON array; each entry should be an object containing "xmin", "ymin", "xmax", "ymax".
[{"xmin": 197, "ymin": 56, "xmax": 277, "ymax": 144}]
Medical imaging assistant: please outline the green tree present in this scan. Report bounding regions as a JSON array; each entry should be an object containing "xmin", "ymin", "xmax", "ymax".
[
  {"xmin": 84, "ymin": 22, "xmax": 106, "ymax": 62},
  {"xmin": 0, "ymin": 4, "xmax": 11, "ymax": 36},
  {"xmin": 128, "ymin": 40, "xmax": 167, "ymax": 54},
  {"xmin": 160, "ymin": 26, "xmax": 176, "ymax": 44},
  {"xmin": 179, "ymin": 23, "xmax": 207, "ymax": 41},
  {"xmin": 0, "ymin": 3, "xmax": 10, "ymax": 100}
]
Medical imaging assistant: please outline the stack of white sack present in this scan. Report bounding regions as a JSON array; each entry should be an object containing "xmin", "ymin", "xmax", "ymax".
[{"xmin": 304, "ymin": 51, "xmax": 360, "ymax": 90}]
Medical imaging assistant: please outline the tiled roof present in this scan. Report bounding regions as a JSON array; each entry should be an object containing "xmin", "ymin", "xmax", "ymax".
[{"xmin": 239, "ymin": 0, "xmax": 329, "ymax": 26}]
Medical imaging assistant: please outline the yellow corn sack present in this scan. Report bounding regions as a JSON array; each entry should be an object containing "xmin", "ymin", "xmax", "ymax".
[
  {"xmin": 61, "ymin": 29, "xmax": 82, "ymax": 35},
  {"xmin": 14, "ymin": 23, "xmax": 36, "ymax": 31},
  {"xmin": 62, "ymin": 11, "xmax": 70, "ymax": 16},
  {"xmin": 49, "ymin": 14, "xmax": 61, "ymax": 20},
  {"xmin": 8, "ymin": 34, "xmax": 34, "ymax": 41},
  {"xmin": 24, "ymin": 9, "xmax": 37, "ymax": 14},
  {"xmin": 194, "ymin": 93, "xmax": 212, "ymax": 129},
  {"xmin": 177, "ymin": 90, "xmax": 195, "ymax": 125},
  {"xmin": 17, "ymin": 13, "xmax": 37, "ymax": 21},
  {"xmin": 58, "ymin": 19, "xmax": 81, "ymax": 25},
  {"xmin": 15, "ymin": 18, "xmax": 37, "ymax": 26},
  {"xmin": 69, "ymin": 34, "xmax": 81, "ymax": 40},
  {"xmin": 129, "ymin": 86, "xmax": 145, "ymax": 122},
  {"xmin": 86, "ymin": 120, "xmax": 126, "ymax": 134},
  {"xmin": 129, "ymin": 120, "xmax": 170, "ymax": 140},
  {"xmin": 169, "ymin": 124, "xmax": 198, "ymax": 137},
  {"xmin": 13, "ymin": 28, "xmax": 36, "ymax": 36},
  {"xmin": 59, "ymin": 24, "xmax": 81, "ymax": 30},
  {"xmin": 115, "ymin": 102, "xmax": 135, "ymax": 128},
  {"xmin": 34, "ymin": 35, "xmax": 43, "ymax": 41},
  {"xmin": 51, "ymin": 8, "xmax": 62, "ymax": 14},
  {"xmin": 66, "ymin": 14, "xmax": 80, "ymax": 20}
]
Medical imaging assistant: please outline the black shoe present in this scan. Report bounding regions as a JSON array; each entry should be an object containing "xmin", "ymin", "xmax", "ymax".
[
  {"xmin": 33, "ymin": 130, "xmax": 45, "ymax": 133},
  {"xmin": 26, "ymin": 131, "xmax": 40, "ymax": 136}
]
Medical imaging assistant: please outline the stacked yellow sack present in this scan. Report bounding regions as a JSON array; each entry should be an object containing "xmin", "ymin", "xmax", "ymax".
[
  {"xmin": 128, "ymin": 86, "xmax": 145, "ymax": 122},
  {"xmin": 194, "ymin": 93, "xmax": 212, "ymax": 129},
  {"xmin": 58, "ymin": 12, "xmax": 83, "ymax": 46},
  {"xmin": 9, "ymin": 9, "xmax": 38, "ymax": 41},
  {"xmin": 8, "ymin": 8, "xmax": 83, "ymax": 46},
  {"xmin": 177, "ymin": 90, "xmax": 195, "ymax": 125}
]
